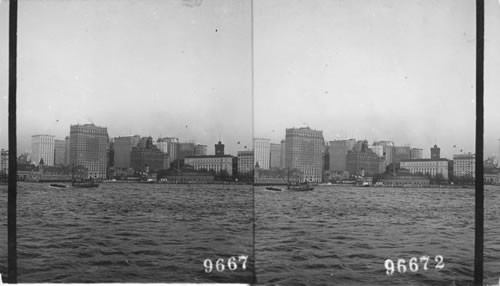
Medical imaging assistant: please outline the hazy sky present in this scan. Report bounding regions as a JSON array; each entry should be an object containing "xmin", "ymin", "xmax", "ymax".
[
  {"xmin": 1, "ymin": 0, "xmax": 499, "ymax": 159},
  {"xmin": 254, "ymin": 0, "xmax": 483, "ymax": 160},
  {"xmin": 0, "ymin": 0, "xmax": 253, "ymax": 156}
]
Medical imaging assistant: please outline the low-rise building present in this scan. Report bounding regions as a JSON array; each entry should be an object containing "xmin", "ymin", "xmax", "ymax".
[
  {"xmin": 378, "ymin": 175, "xmax": 430, "ymax": 187},
  {"xmin": 400, "ymin": 159, "xmax": 449, "ymax": 180},
  {"xmin": 184, "ymin": 155, "xmax": 234, "ymax": 176}
]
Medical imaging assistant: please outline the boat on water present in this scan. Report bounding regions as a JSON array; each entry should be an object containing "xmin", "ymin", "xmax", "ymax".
[
  {"xmin": 265, "ymin": 186, "xmax": 285, "ymax": 192},
  {"xmin": 287, "ymin": 183, "xmax": 314, "ymax": 192},
  {"xmin": 72, "ymin": 180, "xmax": 99, "ymax": 188},
  {"xmin": 49, "ymin": 183, "xmax": 68, "ymax": 189}
]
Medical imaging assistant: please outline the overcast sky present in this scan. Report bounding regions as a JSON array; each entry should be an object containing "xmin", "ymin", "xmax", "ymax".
[
  {"xmin": 0, "ymin": 0, "xmax": 252, "ymax": 156},
  {"xmin": 1, "ymin": 0, "xmax": 499, "ymax": 159},
  {"xmin": 254, "ymin": 0, "xmax": 494, "ymax": 160}
]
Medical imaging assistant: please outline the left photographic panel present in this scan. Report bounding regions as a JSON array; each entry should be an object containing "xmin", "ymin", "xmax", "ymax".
[
  {"xmin": 15, "ymin": 0, "xmax": 254, "ymax": 283},
  {"xmin": 0, "ymin": 0, "xmax": 8, "ymax": 281}
]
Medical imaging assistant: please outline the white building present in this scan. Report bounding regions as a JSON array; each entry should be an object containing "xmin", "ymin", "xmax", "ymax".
[
  {"xmin": 238, "ymin": 150, "xmax": 254, "ymax": 174},
  {"xmin": 269, "ymin": 143, "xmax": 281, "ymax": 169},
  {"xmin": 400, "ymin": 159, "xmax": 449, "ymax": 180},
  {"xmin": 184, "ymin": 155, "xmax": 233, "ymax": 176},
  {"xmin": 254, "ymin": 138, "xmax": 270, "ymax": 169},
  {"xmin": 0, "ymin": 149, "xmax": 8, "ymax": 174},
  {"xmin": 32, "ymin": 134, "xmax": 55, "ymax": 166},
  {"xmin": 453, "ymin": 153, "xmax": 475, "ymax": 178}
]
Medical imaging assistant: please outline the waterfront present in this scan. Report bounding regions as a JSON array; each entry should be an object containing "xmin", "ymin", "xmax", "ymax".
[
  {"xmin": 0, "ymin": 182, "xmax": 254, "ymax": 283},
  {"xmin": 255, "ymin": 185, "xmax": 500, "ymax": 285}
]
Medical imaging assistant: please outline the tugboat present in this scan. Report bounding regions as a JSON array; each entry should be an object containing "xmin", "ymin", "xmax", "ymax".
[
  {"xmin": 266, "ymin": 186, "xmax": 284, "ymax": 192},
  {"xmin": 71, "ymin": 164, "xmax": 99, "ymax": 188}
]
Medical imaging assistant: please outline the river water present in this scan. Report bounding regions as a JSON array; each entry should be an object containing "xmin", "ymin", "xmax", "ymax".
[
  {"xmin": 256, "ymin": 185, "xmax": 500, "ymax": 285},
  {"xmin": 1, "ymin": 184, "xmax": 499, "ymax": 285},
  {"xmin": 0, "ymin": 182, "xmax": 254, "ymax": 283}
]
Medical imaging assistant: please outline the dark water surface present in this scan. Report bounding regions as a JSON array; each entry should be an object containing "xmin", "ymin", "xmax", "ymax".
[
  {"xmin": 255, "ymin": 185, "xmax": 490, "ymax": 285},
  {"xmin": 2, "ymin": 182, "xmax": 254, "ymax": 283}
]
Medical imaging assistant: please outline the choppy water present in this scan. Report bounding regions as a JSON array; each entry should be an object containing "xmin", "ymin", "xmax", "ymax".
[
  {"xmin": 256, "ymin": 185, "xmax": 499, "ymax": 285},
  {"xmin": 1, "ymin": 184, "xmax": 500, "ymax": 285},
  {"xmin": 1, "ymin": 182, "xmax": 254, "ymax": 283}
]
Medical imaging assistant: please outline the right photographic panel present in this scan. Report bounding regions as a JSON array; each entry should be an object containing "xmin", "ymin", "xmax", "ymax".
[
  {"xmin": 254, "ymin": 0, "xmax": 476, "ymax": 285},
  {"xmin": 484, "ymin": 0, "xmax": 500, "ymax": 284}
]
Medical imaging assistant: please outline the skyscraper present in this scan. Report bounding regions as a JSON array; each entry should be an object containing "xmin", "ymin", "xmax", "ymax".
[
  {"xmin": 114, "ymin": 135, "xmax": 141, "ymax": 169},
  {"xmin": 64, "ymin": 136, "xmax": 70, "ymax": 166},
  {"xmin": 253, "ymin": 138, "xmax": 270, "ymax": 169},
  {"xmin": 328, "ymin": 139, "xmax": 356, "ymax": 172},
  {"xmin": 69, "ymin": 123, "xmax": 109, "ymax": 178},
  {"xmin": 178, "ymin": 142, "xmax": 195, "ymax": 159},
  {"xmin": 54, "ymin": 139, "xmax": 66, "ymax": 165},
  {"xmin": 32, "ymin": 134, "xmax": 55, "ymax": 166},
  {"xmin": 285, "ymin": 127, "xmax": 324, "ymax": 182},
  {"xmin": 194, "ymin": 144, "xmax": 208, "ymax": 156},
  {"xmin": 280, "ymin": 139, "xmax": 286, "ymax": 169},
  {"xmin": 156, "ymin": 137, "xmax": 179, "ymax": 160},
  {"xmin": 269, "ymin": 143, "xmax": 281, "ymax": 169},
  {"xmin": 410, "ymin": 148, "xmax": 423, "ymax": 159}
]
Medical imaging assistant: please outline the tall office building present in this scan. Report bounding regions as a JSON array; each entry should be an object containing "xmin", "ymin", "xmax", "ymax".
[
  {"xmin": 254, "ymin": 138, "xmax": 270, "ymax": 169},
  {"xmin": 131, "ymin": 137, "xmax": 169, "ymax": 172},
  {"xmin": 32, "ymin": 135, "xmax": 55, "ymax": 166},
  {"xmin": 64, "ymin": 136, "xmax": 70, "ymax": 165},
  {"xmin": 69, "ymin": 123, "xmax": 109, "ymax": 178},
  {"xmin": 237, "ymin": 150, "xmax": 254, "ymax": 174},
  {"xmin": 157, "ymin": 137, "xmax": 179, "ymax": 160},
  {"xmin": 269, "ymin": 143, "xmax": 281, "ymax": 169},
  {"xmin": 114, "ymin": 135, "xmax": 141, "ymax": 169},
  {"xmin": 194, "ymin": 144, "xmax": 208, "ymax": 156},
  {"xmin": 410, "ymin": 148, "xmax": 423, "ymax": 159},
  {"xmin": 329, "ymin": 139, "xmax": 356, "ymax": 172},
  {"xmin": 285, "ymin": 127, "xmax": 324, "ymax": 182},
  {"xmin": 54, "ymin": 139, "xmax": 66, "ymax": 165},
  {"xmin": 346, "ymin": 141, "xmax": 385, "ymax": 176},
  {"xmin": 453, "ymin": 153, "xmax": 475, "ymax": 178},
  {"xmin": 178, "ymin": 142, "xmax": 195, "ymax": 159},
  {"xmin": 280, "ymin": 140, "xmax": 286, "ymax": 169},
  {"xmin": 393, "ymin": 146, "xmax": 411, "ymax": 165},
  {"xmin": 373, "ymin": 140, "xmax": 394, "ymax": 166}
]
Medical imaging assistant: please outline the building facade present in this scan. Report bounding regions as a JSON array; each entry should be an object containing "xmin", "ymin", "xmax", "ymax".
[
  {"xmin": 237, "ymin": 150, "xmax": 254, "ymax": 175},
  {"xmin": 329, "ymin": 139, "xmax": 356, "ymax": 172},
  {"xmin": 114, "ymin": 135, "xmax": 141, "ymax": 169},
  {"xmin": 178, "ymin": 142, "xmax": 195, "ymax": 159},
  {"xmin": 346, "ymin": 142, "xmax": 385, "ymax": 176},
  {"xmin": 392, "ymin": 146, "xmax": 411, "ymax": 165},
  {"xmin": 453, "ymin": 153, "xmax": 475, "ymax": 178},
  {"xmin": 184, "ymin": 155, "xmax": 233, "ymax": 176},
  {"xmin": 410, "ymin": 148, "xmax": 424, "ymax": 159},
  {"xmin": 254, "ymin": 138, "xmax": 270, "ymax": 169},
  {"xmin": 32, "ymin": 134, "xmax": 55, "ymax": 166},
  {"xmin": 131, "ymin": 137, "xmax": 169, "ymax": 172},
  {"xmin": 64, "ymin": 136, "xmax": 70, "ymax": 166},
  {"xmin": 69, "ymin": 124, "xmax": 109, "ymax": 178},
  {"xmin": 54, "ymin": 139, "xmax": 66, "ymax": 165},
  {"xmin": 373, "ymin": 140, "xmax": 394, "ymax": 166},
  {"xmin": 194, "ymin": 144, "xmax": 208, "ymax": 156},
  {"xmin": 0, "ymin": 149, "xmax": 8, "ymax": 174},
  {"xmin": 285, "ymin": 127, "xmax": 324, "ymax": 182},
  {"xmin": 269, "ymin": 143, "xmax": 281, "ymax": 169},
  {"xmin": 280, "ymin": 140, "xmax": 286, "ymax": 169},
  {"xmin": 400, "ymin": 159, "xmax": 449, "ymax": 180},
  {"xmin": 156, "ymin": 137, "xmax": 179, "ymax": 160},
  {"xmin": 431, "ymin": 145, "xmax": 441, "ymax": 160}
]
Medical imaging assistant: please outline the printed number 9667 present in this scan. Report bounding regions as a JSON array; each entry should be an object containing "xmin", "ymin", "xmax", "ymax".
[
  {"xmin": 204, "ymin": 255, "xmax": 248, "ymax": 273},
  {"xmin": 385, "ymin": 255, "xmax": 444, "ymax": 275}
]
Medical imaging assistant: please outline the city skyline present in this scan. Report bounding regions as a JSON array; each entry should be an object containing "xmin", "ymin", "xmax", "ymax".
[
  {"xmin": 0, "ymin": 0, "xmax": 253, "ymax": 157},
  {"xmin": 1, "ymin": 0, "xmax": 500, "ymax": 160},
  {"xmin": 253, "ymin": 0, "xmax": 500, "ymax": 160}
]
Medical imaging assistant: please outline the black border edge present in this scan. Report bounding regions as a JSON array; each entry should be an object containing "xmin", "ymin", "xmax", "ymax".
[
  {"xmin": 8, "ymin": 0, "xmax": 18, "ymax": 283},
  {"xmin": 474, "ymin": 0, "xmax": 484, "ymax": 285}
]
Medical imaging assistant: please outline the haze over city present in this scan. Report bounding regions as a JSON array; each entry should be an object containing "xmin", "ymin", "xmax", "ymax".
[{"xmin": 0, "ymin": 0, "xmax": 499, "ymax": 159}]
